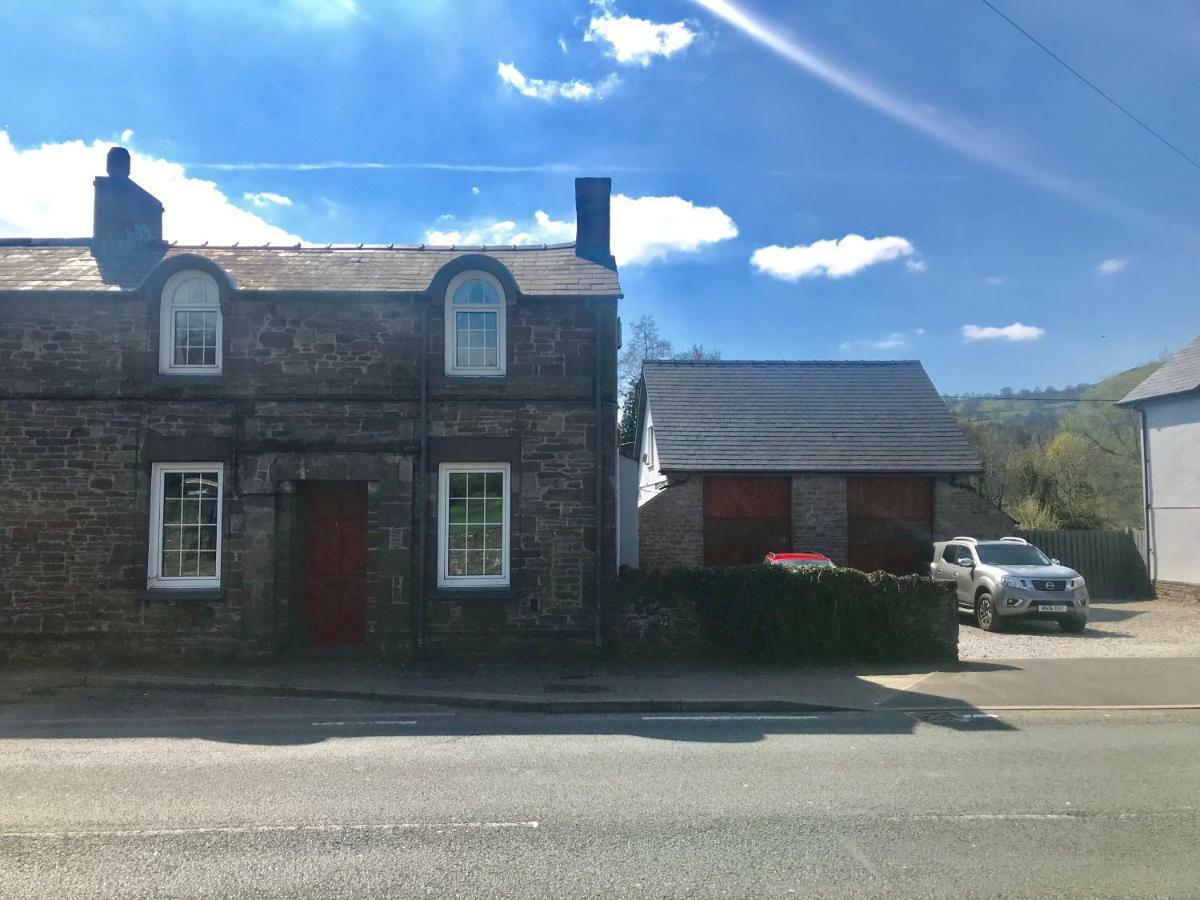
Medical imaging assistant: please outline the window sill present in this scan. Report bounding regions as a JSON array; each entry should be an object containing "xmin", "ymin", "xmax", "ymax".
[
  {"xmin": 152, "ymin": 374, "xmax": 224, "ymax": 387},
  {"xmin": 137, "ymin": 589, "xmax": 225, "ymax": 602},
  {"xmin": 430, "ymin": 587, "xmax": 514, "ymax": 601}
]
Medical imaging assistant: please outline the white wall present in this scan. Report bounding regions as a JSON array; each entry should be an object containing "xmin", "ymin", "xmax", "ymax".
[
  {"xmin": 617, "ymin": 455, "xmax": 639, "ymax": 568},
  {"xmin": 1145, "ymin": 394, "xmax": 1200, "ymax": 585},
  {"xmin": 637, "ymin": 406, "xmax": 664, "ymax": 508}
]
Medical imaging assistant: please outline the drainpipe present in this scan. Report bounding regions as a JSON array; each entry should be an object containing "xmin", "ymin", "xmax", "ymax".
[
  {"xmin": 1138, "ymin": 407, "xmax": 1154, "ymax": 583},
  {"xmin": 415, "ymin": 301, "xmax": 429, "ymax": 650},
  {"xmin": 593, "ymin": 304, "xmax": 604, "ymax": 648}
]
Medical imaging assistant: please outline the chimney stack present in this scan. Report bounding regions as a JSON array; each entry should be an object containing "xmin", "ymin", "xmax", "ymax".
[
  {"xmin": 574, "ymin": 177, "xmax": 612, "ymax": 263},
  {"xmin": 93, "ymin": 146, "xmax": 164, "ymax": 245}
]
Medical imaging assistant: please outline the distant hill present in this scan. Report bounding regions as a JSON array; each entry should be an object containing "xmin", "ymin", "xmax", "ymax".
[
  {"xmin": 945, "ymin": 362, "xmax": 1161, "ymax": 529},
  {"xmin": 946, "ymin": 363, "xmax": 1161, "ymax": 432}
]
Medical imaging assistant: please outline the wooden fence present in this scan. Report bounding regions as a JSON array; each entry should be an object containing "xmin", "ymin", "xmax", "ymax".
[{"xmin": 1015, "ymin": 529, "xmax": 1151, "ymax": 600}]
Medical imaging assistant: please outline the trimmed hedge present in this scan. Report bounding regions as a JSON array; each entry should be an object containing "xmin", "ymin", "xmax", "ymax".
[{"xmin": 616, "ymin": 565, "xmax": 957, "ymax": 664}]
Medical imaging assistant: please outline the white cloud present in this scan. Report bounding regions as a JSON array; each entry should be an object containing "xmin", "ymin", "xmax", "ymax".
[
  {"xmin": 0, "ymin": 130, "xmax": 302, "ymax": 244},
  {"xmin": 611, "ymin": 194, "xmax": 737, "ymax": 265},
  {"xmin": 905, "ymin": 258, "xmax": 927, "ymax": 273},
  {"xmin": 751, "ymin": 234, "xmax": 914, "ymax": 280},
  {"xmin": 983, "ymin": 275, "xmax": 1007, "ymax": 286},
  {"xmin": 961, "ymin": 322, "xmax": 1045, "ymax": 342},
  {"xmin": 840, "ymin": 331, "xmax": 910, "ymax": 352},
  {"xmin": 497, "ymin": 62, "xmax": 619, "ymax": 102},
  {"xmin": 471, "ymin": 186, "xmax": 480, "ymax": 195},
  {"xmin": 584, "ymin": 5, "xmax": 698, "ymax": 66},
  {"xmin": 1095, "ymin": 257, "xmax": 1127, "ymax": 275},
  {"xmin": 243, "ymin": 191, "xmax": 293, "ymax": 207},
  {"xmin": 423, "ymin": 194, "xmax": 736, "ymax": 266}
]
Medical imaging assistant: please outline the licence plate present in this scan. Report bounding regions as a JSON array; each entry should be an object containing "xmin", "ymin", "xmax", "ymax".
[{"xmin": 1039, "ymin": 604, "xmax": 1069, "ymax": 613}]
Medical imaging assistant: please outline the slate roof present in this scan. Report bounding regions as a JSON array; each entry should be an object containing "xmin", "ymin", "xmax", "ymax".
[
  {"xmin": 0, "ymin": 239, "xmax": 621, "ymax": 297},
  {"xmin": 641, "ymin": 360, "xmax": 982, "ymax": 474},
  {"xmin": 1120, "ymin": 334, "xmax": 1200, "ymax": 405}
]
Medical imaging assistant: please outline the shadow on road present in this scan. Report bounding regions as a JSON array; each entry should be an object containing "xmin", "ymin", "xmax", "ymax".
[{"xmin": 0, "ymin": 678, "xmax": 1019, "ymax": 747}]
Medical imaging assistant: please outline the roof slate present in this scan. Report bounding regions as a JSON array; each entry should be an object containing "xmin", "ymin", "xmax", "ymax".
[
  {"xmin": 642, "ymin": 360, "xmax": 982, "ymax": 474},
  {"xmin": 1120, "ymin": 334, "xmax": 1200, "ymax": 405},
  {"xmin": 0, "ymin": 241, "xmax": 621, "ymax": 297}
]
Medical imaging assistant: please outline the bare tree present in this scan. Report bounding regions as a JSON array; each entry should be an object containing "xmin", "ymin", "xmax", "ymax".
[{"xmin": 617, "ymin": 316, "xmax": 721, "ymax": 457}]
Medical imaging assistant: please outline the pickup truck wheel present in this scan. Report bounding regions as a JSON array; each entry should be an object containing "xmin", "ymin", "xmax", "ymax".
[
  {"xmin": 1059, "ymin": 617, "xmax": 1087, "ymax": 633},
  {"xmin": 975, "ymin": 592, "xmax": 1003, "ymax": 632}
]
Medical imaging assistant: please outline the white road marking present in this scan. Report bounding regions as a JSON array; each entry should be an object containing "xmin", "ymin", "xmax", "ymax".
[
  {"xmin": 892, "ymin": 809, "xmax": 1193, "ymax": 822},
  {"xmin": 643, "ymin": 720, "xmax": 820, "ymax": 724},
  {"xmin": 311, "ymin": 720, "xmax": 418, "ymax": 727},
  {"xmin": 0, "ymin": 821, "xmax": 540, "ymax": 839}
]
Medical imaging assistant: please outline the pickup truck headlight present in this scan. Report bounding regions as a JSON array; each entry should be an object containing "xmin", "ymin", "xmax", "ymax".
[
  {"xmin": 1068, "ymin": 576, "xmax": 1085, "ymax": 590},
  {"xmin": 1000, "ymin": 576, "xmax": 1031, "ymax": 589}
]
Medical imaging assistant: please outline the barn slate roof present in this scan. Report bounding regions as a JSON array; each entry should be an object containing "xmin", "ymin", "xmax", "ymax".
[
  {"xmin": 1119, "ymin": 334, "xmax": 1200, "ymax": 405},
  {"xmin": 641, "ymin": 360, "xmax": 983, "ymax": 475},
  {"xmin": 0, "ymin": 239, "xmax": 621, "ymax": 297}
]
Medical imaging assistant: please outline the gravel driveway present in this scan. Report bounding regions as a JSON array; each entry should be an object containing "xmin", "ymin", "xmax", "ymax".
[{"xmin": 959, "ymin": 601, "xmax": 1200, "ymax": 660}]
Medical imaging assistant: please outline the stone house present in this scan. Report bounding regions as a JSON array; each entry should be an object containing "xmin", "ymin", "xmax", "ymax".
[
  {"xmin": 0, "ymin": 147, "xmax": 621, "ymax": 661},
  {"xmin": 1119, "ymin": 335, "xmax": 1200, "ymax": 603},
  {"xmin": 632, "ymin": 360, "xmax": 1012, "ymax": 573}
]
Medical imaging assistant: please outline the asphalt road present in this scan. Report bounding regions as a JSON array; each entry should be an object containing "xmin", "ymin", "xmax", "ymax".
[{"xmin": 2, "ymin": 690, "xmax": 1197, "ymax": 899}]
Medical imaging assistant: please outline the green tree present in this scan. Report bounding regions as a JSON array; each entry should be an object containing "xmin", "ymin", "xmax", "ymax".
[{"xmin": 957, "ymin": 362, "xmax": 1159, "ymax": 530}]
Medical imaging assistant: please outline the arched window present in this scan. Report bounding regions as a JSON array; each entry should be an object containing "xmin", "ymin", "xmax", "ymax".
[
  {"xmin": 444, "ymin": 270, "xmax": 506, "ymax": 376},
  {"xmin": 159, "ymin": 269, "xmax": 222, "ymax": 374}
]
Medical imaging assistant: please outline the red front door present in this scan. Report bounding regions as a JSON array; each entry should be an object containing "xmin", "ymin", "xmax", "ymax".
[{"xmin": 304, "ymin": 483, "xmax": 367, "ymax": 646}]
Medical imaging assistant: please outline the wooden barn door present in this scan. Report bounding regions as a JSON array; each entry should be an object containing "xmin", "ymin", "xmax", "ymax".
[
  {"xmin": 847, "ymin": 477, "xmax": 932, "ymax": 575},
  {"xmin": 304, "ymin": 483, "xmax": 368, "ymax": 646},
  {"xmin": 703, "ymin": 476, "xmax": 791, "ymax": 566}
]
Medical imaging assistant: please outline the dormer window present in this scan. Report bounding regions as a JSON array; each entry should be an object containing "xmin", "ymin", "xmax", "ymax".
[
  {"xmin": 159, "ymin": 269, "xmax": 221, "ymax": 374},
  {"xmin": 445, "ymin": 271, "xmax": 506, "ymax": 376}
]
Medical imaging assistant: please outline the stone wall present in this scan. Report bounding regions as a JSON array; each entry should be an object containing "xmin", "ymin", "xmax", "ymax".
[
  {"xmin": 932, "ymin": 479, "xmax": 1014, "ymax": 541},
  {"xmin": 0, "ymin": 283, "xmax": 618, "ymax": 661},
  {"xmin": 1154, "ymin": 580, "xmax": 1200, "ymax": 603},
  {"xmin": 791, "ymin": 475, "xmax": 848, "ymax": 564},
  {"xmin": 637, "ymin": 476, "xmax": 703, "ymax": 571}
]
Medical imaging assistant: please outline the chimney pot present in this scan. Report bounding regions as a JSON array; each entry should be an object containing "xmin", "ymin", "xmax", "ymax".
[
  {"xmin": 106, "ymin": 146, "xmax": 131, "ymax": 179},
  {"xmin": 575, "ymin": 177, "xmax": 612, "ymax": 263}
]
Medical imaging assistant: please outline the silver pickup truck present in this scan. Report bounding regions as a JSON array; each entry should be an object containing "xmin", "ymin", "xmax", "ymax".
[{"xmin": 931, "ymin": 536, "xmax": 1089, "ymax": 633}]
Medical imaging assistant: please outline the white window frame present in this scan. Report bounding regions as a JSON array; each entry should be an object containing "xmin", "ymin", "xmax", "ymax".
[
  {"xmin": 444, "ymin": 270, "xmax": 506, "ymax": 377},
  {"xmin": 159, "ymin": 269, "xmax": 222, "ymax": 375},
  {"xmin": 147, "ymin": 462, "xmax": 223, "ymax": 589},
  {"xmin": 437, "ymin": 462, "xmax": 511, "ymax": 589}
]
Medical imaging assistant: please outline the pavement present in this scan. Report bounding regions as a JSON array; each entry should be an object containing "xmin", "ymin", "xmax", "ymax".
[
  {"xmin": 1, "ymin": 693, "xmax": 1198, "ymax": 898},
  {"xmin": 6, "ymin": 653, "xmax": 1200, "ymax": 714}
]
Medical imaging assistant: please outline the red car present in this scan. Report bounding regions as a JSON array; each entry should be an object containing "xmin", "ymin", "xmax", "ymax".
[{"xmin": 764, "ymin": 551, "xmax": 835, "ymax": 569}]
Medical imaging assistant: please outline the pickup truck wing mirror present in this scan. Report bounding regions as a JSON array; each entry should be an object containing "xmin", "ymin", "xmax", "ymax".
[{"xmin": 957, "ymin": 557, "xmax": 975, "ymax": 568}]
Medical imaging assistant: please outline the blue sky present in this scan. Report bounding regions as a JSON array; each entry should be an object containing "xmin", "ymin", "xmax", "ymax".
[{"xmin": 2, "ymin": 0, "xmax": 1198, "ymax": 394}]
